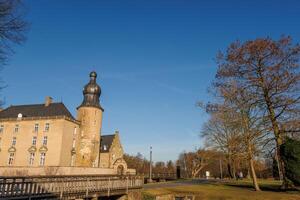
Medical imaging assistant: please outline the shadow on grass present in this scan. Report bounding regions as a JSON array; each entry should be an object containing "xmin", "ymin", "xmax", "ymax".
[{"xmin": 223, "ymin": 181, "xmax": 299, "ymax": 193}]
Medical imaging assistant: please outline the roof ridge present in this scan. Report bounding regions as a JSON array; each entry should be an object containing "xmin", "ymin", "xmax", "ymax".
[
  {"xmin": 8, "ymin": 102, "xmax": 63, "ymax": 107},
  {"xmin": 0, "ymin": 102, "xmax": 75, "ymax": 121}
]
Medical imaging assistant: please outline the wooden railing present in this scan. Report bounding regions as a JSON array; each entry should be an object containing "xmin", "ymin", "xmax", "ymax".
[{"xmin": 0, "ymin": 175, "xmax": 143, "ymax": 199}]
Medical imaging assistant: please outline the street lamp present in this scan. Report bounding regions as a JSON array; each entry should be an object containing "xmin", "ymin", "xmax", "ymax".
[{"xmin": 149, "ymin": 146, "xmax": 152, "ymax": 182}]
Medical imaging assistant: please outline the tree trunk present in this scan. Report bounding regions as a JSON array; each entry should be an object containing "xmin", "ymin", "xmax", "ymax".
[
  {"xmin": 249, "ymin": 156, "xmax": 260, "ymax": 191},
  {"xmin": 262, "ymin": 86, "xmax": 288, "ymax": 188},
  {"xmin": 232, "ymin": 162, "xmax": 236, "ymax": 180},
  {"xmin": 257, "ymin": 66, "xmax": 288, "ymax": 188},
  {"xmin": 246, "ymin": 168, "xmax": 251, "ymax": 179}
]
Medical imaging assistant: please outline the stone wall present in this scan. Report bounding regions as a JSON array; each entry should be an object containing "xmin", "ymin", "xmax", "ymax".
[
  {"xmin": 0, "ymin": 166, "xmax": 136, "ymax": 176},
  {"xmin": 0, "ymin": 166, "xmax": 116, "ymax": 176}
]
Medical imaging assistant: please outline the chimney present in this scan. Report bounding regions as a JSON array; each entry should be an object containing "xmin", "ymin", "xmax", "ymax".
[{"xmin": 45, "ymin": 96, "xmax": 53, "ymax": 107}]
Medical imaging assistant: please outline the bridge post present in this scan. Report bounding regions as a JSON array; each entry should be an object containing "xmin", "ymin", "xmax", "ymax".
[
  {"xmin": 107, "ymin": 177, "xmax": 111, "ymax": 196},
  {"xmin": 86, "ymin": 178, "xmax": 89, "ymax": 198},
  {"xmin": 126, "ymin": 176, "xmax": 129, "ymax": 193},
  {"xmin": 59, "ymin": 179, "xmax": 64, "ymax": 199}
]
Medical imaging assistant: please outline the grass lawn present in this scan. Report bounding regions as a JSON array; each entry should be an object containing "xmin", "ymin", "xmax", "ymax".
[{"xmin": 142, "ymin": 179, "xmax": 300, "ymax": 200}]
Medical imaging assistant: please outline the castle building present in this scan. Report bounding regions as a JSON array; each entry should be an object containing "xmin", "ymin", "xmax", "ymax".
[{"xmin": 0, "ymin": 72, "xmax": 128, "ymax": 175}]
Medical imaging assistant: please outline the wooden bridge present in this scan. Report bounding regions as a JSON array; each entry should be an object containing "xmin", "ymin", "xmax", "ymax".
[{"xmin": 0, "ymin": 175, "xmax": 143, "ymax": 199}]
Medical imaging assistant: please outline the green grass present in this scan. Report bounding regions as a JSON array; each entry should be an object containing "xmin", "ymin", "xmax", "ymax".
[{"xmin": 142, "ymin": 179, "xmax": 300, "ymax": 200}]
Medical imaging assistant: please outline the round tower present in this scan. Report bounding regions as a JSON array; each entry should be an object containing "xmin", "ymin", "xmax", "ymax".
[{"xmin": 76, "ymin": 71, "xmax": 104, "ymax": 167}]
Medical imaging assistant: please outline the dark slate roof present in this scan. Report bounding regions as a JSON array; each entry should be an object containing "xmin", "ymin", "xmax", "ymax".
[
  {"xmin": 0, "ymin": 103, "xmax": 75, "ymax": 120},
  {"xmin": 100, "ymin": 134, "xmax": 115, "ymax": 153}
]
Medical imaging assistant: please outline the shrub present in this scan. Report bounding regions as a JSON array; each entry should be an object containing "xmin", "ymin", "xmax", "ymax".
[{"xmin": 280, "ymin": 137, "xmax": 300, "ymax": 186}]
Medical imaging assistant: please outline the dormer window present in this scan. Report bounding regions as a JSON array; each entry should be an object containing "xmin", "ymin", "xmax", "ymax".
[{"xmin": 14, "ymin": 124, "xmax": 19, "ymax": 133}]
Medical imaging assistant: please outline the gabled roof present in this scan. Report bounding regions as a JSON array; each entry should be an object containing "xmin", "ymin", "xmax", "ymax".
[
  {"xmin": 100, "ymin": 134, "xmax": 116, "ymax": 153},
  {"xmin": 0, "ymin": 102, "xmax": 75, "ymax": 120}
]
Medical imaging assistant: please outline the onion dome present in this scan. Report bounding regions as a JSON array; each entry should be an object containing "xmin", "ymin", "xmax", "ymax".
[{"xmin": 78, "ymin": 71, "xmax": 103, "ymax": 110}]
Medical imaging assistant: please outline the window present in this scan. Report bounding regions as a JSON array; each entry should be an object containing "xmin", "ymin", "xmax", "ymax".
[
  {"xmin": 8, "ymin": 153, "xmax": 15, "ymax": 165},
  {"xmin": 29, "ymin": 153, "xmax": 35, "ymax": 165},
  {"xmin": 39, "ymin": 153, "xmax": 46, "ymax": 166},
  {"xmin": 0, "ymin": 125, "xmax": 4, "ymax": 133},
  {"xmin": 14, "ymin": 124, "xmax": 19, "ymax": 133},
  {"xmin": 72, "ymin": 138, "xmax": 76, "ymax": 148},
  {"xmin": 34, "ymin": 124, "xmax": 39, "ymax": 133},
  {"xmin": 42, "ymin": 136, "xmax": 47, "ymax": 146},
  {"xmin": 92, "ymin": 161, "xmax": 96, "ymax": 167},
  {"xmin": 12, "ymin": 137, "xmax": 16, "ymax": 146},
  {"xmin": 45, "ymin": 123, "xmax": 50, "ymax": 132},
  {"xmin": 73, "ymin": 127, "xmax": 77, "ymax": 136},
  {"xmin": 32, "ymin": 136, "xmax": 37, "ymax": 146},
  {"xmin": 71, "ymin": 154, "xmax": 75, "ymax": 166}
]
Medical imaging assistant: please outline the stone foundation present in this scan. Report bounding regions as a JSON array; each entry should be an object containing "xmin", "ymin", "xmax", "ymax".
[{"xmin": 0, "ymin": 166, "xmax": 117, "ymax": 176}]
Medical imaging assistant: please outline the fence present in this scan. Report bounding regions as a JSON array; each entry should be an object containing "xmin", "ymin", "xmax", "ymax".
[{"xmin": 0, "ymin": 174, "xmax": 144, "ymax": 199}]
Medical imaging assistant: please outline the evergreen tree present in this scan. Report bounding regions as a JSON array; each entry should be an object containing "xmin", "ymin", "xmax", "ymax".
[{"xmin": 280, "ymin": 138, "xmax": 300, "ymax": 186}]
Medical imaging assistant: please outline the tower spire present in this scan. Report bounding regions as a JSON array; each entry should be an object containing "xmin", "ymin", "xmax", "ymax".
[{"xmin": 78, "ymin": 71, "xmax": 103, "ymax": 110}]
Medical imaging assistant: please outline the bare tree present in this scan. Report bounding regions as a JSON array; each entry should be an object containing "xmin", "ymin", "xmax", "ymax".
[
  {"xmin": 202, "ymin": 109, "xmax": 243, "ymax": 179},
  {"xmin": 177, "ymin": 149, "xmax": 217, "ymax": 178},
  {"xmin": 0, "ymin": 0, "xmax": 27, "ymax": 105},
  {"xmin": 0, "ymin": 0, "xmax": 27, "ymax": 64},
  {"xmin": 214, "ymin": 36, "xmax": 300, "ymax": 188}
]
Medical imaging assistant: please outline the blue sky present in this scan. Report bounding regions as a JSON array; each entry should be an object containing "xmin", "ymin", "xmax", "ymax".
[{"xmin": 2, "ymin": 0, "xmax": 300, "ymax": 161}]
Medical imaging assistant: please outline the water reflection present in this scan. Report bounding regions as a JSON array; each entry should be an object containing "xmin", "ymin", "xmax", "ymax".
[{"xmin": 156, "ymin": 194, "xmax": 196, "ymax": 200}]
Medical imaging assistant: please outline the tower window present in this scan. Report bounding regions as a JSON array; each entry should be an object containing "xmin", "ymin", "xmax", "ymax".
[
  {"xmin": 73, "ymin": 127, "xmax": 77, "ymax": 136},
  {"xmin": 71, "ymin": 154, "xmax": 75, "ymax": 166},
  {"xmin": 14, "ymin": 124, "xmax": 19, "ymax": 133},
  {"xmin": 39, "ymin": 153, "xmax": 46, "ymax": 166},
  {"xmin": 45, "ymin": 123, "xmax": 50, "ymax": 132},
  {"xmin": 34, "ymin": 124, "xmax": 39, "ymax": 133},
  {"xmin": 8, "ymin": 153, "xmax": 15, "ymax": 165},
  {"xmin": 72, "ymin": 138, "xmax": 76, "ymax": 148},
  {"xmin": 42, "ymin": 136, "xmax": 48, "ymax": 146},
  {"xmin": 32, "ymin": 136, "xmax": 37, "ymax": 146},
  {"xmin": 29, "ymin": 152, "xmax": 35, "ymax": 165},
  {"xmin": 12, "ymin": 137, "xmax": 16, "ymax": 146},
  {"xmin": 0, "ymin": 125, "xmax": 3, "ymax": 133}
]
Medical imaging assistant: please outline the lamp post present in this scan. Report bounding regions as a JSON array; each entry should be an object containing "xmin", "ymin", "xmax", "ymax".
[
  {"xmin": 149, "ymin": 146, "xmax": 153, "ymax": 182},
  {"xmin": 219, "ymin": 157, "xmax": 223, "ymax": 179}
]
